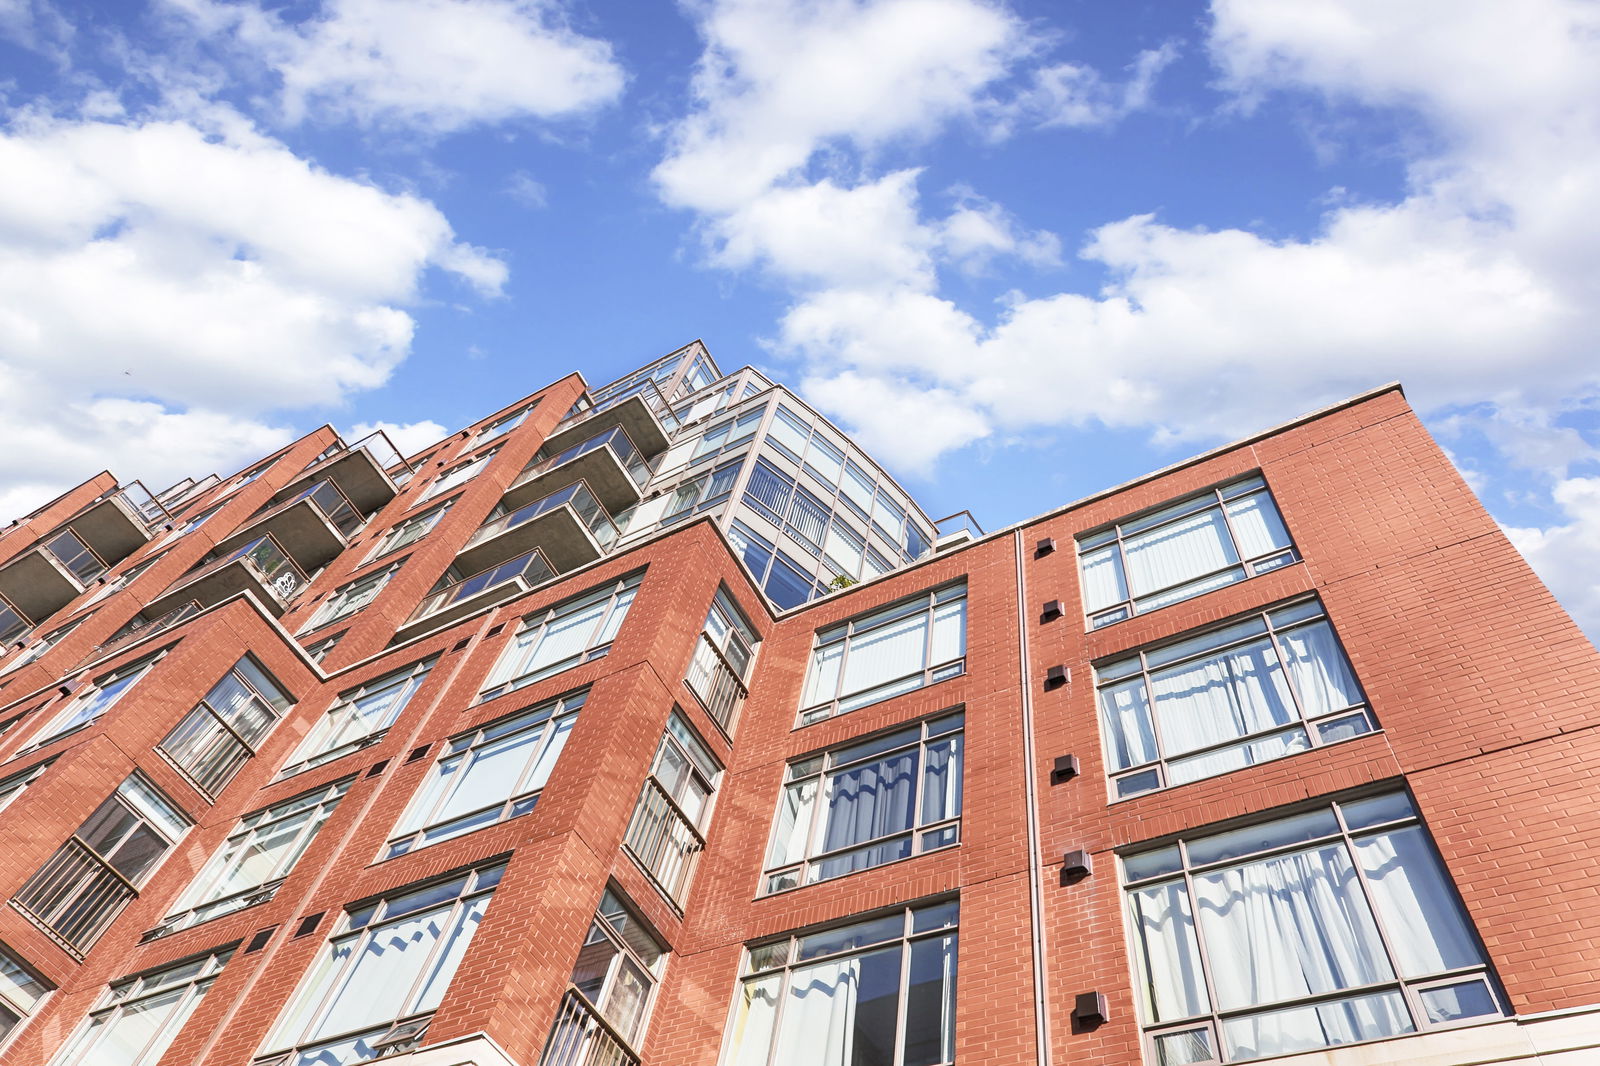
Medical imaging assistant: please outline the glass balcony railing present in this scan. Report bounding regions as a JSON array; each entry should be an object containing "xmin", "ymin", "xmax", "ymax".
[
  {"xmin": 934, "ymin": 510, "xmax": 985, "ymax": 542},
  {"xmin": 467, "ymin": 481, "xmax": 620, "ymax": 553},
  {"xmin": 274, "ymin": 479, "xmax": 364, "ymax": 537},
  {"xmin": 187, "ymin": 534, "xmax": 309, "ymax": 605},
  {"xmin": 555, "ymin": 378, "xmax": 680, "ymax": 437},
  {"xmin": 43, "ymin": 529, "xmax": 107, "ymax": 584},
  {"xmin": 112, "ymin": 481, "xmax": 173, "ymax": 527},
  {"xmin": 82, "ymin": 601, "xmax": 204, "ymax": 667},
  {"xmin": 517, "ymin": 426, "xmax": 653, "ymax": 490},
  {"xmin": 411, "ymin": 549, "xmax": 555, "ymax": 620}
]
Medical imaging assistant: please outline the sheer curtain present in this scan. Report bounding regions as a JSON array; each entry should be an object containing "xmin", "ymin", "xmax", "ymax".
[
  {"xmin": 1150, "ymin": 639, "xmax": 1294, "ymax": 755},
  {"xmin": 1193, "ymin": 844, "xmax": 1392, "ymax": 1014},
  {"xmin": 774, "ymin": 957, "xmax": 860, "ymax": 1066},
  {"xmin": 1128, "ymin": 881, "xmax": 1208, "ymax": 1021},
  {"xmin": 1079, "ymin": 546, "xmax": 1127, "ymax": 613},
  {"xmin": 729, "ymin": 976, "xmax": 782, "ymax": 1066},
  {"xmin": 768, "ymin": 781, "xmax": 817, "ymax": 868},
  {"xmin": 1099, "ymin": 679, "xmax": 1158, "ymax": 770},
  {"xmin": 920, "ymin": 738, "xmax": 962, "ymax": 823},
  {"xmin": 1224, "ymin": 495, "xmax": 1291, "ymax": 558},
  {"xmin": 1124, "ymin": 510, "xmax": 1238, "ymax": 597},
  {"xmin": 1278, "ymin": 623, "xmax": 1362, "ymax": 716},
  {"xmin": 1354, "ymin": 827, "xmax": 1482, "ymax": 976},
  {"xmin": 822, "ymin": 753, "xmax": 917, "ymax": 853}
]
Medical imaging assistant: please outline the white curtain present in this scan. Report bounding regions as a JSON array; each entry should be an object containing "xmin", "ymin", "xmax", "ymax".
[
  {"xmin": 1128, "ymin": 881, "xmax": 1208, "ymax": 1021},
  {"xmin": 773, "ymin": 957, "xmax": 860, "ymax": 1066},
  {"xmin": 315, "ymin": 909, "xmax": 450, "ymax": 1038},
  {"xmin": 1278, "ymin": 622, "xmax": 1362, "ymax": 717},
  {"xmin": 840, "ymin": 614, "xmax": 928, "ymax": 698},
  {"xmin": 929, "ymin": 601, "xmax": 966, "ymax": 665},
  {"xmin": 1220, "ymin": 989, "xmax": 1412, "ymax": 1060},
  {"xmin": 1124, "ymin": 510, "xmax": 1238, "ymax": 597},
  {"xmin": 803, "ymin": 644, "xmax": 843, "ymax": 707},
  {"xmin": 920, "ymin": 738, "xmax": 962, "ymax": 823},
  {"xmin": 768, "ymin": 781, "xmax": 817, "ymax": 867},
  {"xmin": 1166, "ymin": 729, "xmax": 1309, "ymax": 786},
  {"xmin": 1099, "ymin": 679, "xmax": 1158, "ymax": 770},
  {"xmin": 1194, "ymin": 845, "xmax": 1392, "ymax": 1014},
  {"xmin": 1354, "ymin": 827, "xmax": 1482, "ymax": 977},
  {"xmin": 1224, "ymin": 494, "xmax": 1291, "ymax": 558},
  {"xmin": 522, "ymin": 601, "xmax": 608, "ymax": 676},
  {"xmin": 728, "ymin": 975, "xmax": 782, "ymax": 1066},
  {"xmin": 1078, "ymin": 545, "xmax": 1127, "ymax": 613},
  {"xmin": 1150, "ymin": 639, "xmax": 1294, "ymax": 756},
  {"xmin": 821, "ymin": 753, "xmax": 917, "ymax": 853}
]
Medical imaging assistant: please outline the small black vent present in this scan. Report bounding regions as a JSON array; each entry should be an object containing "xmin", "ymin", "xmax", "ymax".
[
  {"xmin": 1035, "ymin": 536, "xmax": 1057, "ymax": 556},
  {"xmin": 245, "ymin": 926, "xmax": 278, "ymax": 953},
  {"xmin": 486, "ymin": 623, "xmax": 507, "ymax": 638},
  {"xmin": 451, "ymin": 638, "xmax": 471, "ymax": 652},
  {"xmin": 293, "ymin": 913, "xmax": 324, "ymax": 938},
  {"xmin": 365, "ymin": 759, "xmax": 390, "ymax": 778},
  {"xmin": 406, "ymin": 744, "xmax": 432, "ymax": 763}
]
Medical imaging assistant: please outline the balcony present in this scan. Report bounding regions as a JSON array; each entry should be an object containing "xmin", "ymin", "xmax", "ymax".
[
  {"xmin": 623, "ymin": 777, "xmax": 705, "ymax": 903},
  {"xmin": 141, "ymin": 534, "xmax": 308, "ymax": 620},
  {"xmin": 504, "ymin": 426, "xmax": 652, "ymax": 514},
  {"xmin": 13, "ymin": 836, "xmax": 137, "ymax": 956},
  {"xmin": 77, "ymin": 601, "xmax": 204, "ymax": 669},
  {"xmin": 271, "ymin": 430, "xmax": 408, "ymax": 514},
  {"xmin": 455, "ymin": 480, "xmax": 618, "ymax": 576},
  {"xmin": 212, "ymin": 479, "xmax": 362, "ymax": 571},
  {"xmin": 538, "ymin": 990, "xmax": 640, "ymax": 1066},
  {"xmin": 0, "ymin": 529, "xmax": 107, "ymax": 624},
  {"xmin": 544, "ymin": 379, "xmax": 676, "ymax": 459},
  {"xmin": 60, "ymin": 484, "xmax": 168, "ymax": 568},
  {"xmin": 392, "ymin": 549, "xmax": 556, "ymax": 641},
  {"xmin": 934, "ymin": 510, "xmax": 985, "ymax": 551},
  {"xmin": 685, "ymin": 633, "xmax": 749, "ymax": 732},
  {"xmin": 0, "ymin": 594, "xmax": 31, "ymax": 645}
]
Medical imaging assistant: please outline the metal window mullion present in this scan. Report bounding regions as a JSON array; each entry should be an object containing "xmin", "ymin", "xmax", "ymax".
[
  {"xmin": 1335, "ymin": 811, "xmax": 1425, "ymax": 1029},
  {"xmin": 1261, "ymin": 621, "xmax": 1317, "ymax": 741},
  {"xmin": 1175, "ymin": 852, "xmax": 1226, "ymax": 1039},
  {"xmin": 891, "ymin": 933, "xmax": 913, "ymax": 1066},
  {"xmin": 801, "ymin": 770, "xmax": 831, "ymax": 879}
]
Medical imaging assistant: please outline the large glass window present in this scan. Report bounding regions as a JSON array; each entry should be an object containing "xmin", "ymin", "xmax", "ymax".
[
  {"xmin": 0, "ymin": 759, "xmax": 51, "ymax": 816},
  {"xmin": 419, "ymin": 448, "xmax": 497, "ymax": 502},
  {"xmin": 725, "ymin": 900, "xmax": 958, "ymax": 1066},
  {"xmin": 257, "ymin": 864, "xmax": 504, "ymax": 1066},
  {"xmin": 367, "ymin": 502, "xmax": 450, "ymax": 561},
  {"xmin": 278, "ymin": 658, "xmax": 435, "ymax": 778},
  {"xmin": 49, "ymin": 949, "xmax": 229, "ymax": 1066},
  {"xmin": 1098, "ymin": 600, "xmax": 1372, "ymax": 799},
  {"xmin": 686, "ymin": 589, "xmax": 757, "ymax": 730},
  {"xmin": 158, "ymin": 656, "xmax": 294, "ymax": 797},
  {"xmin": 155, "ymin": 780, "xmax": 351, "ymax": 937},
  {"xmin": 624, "ymin": 712, "xmax": 721, "ymax": 901},
  {"xmin": 479, "ymin": 574, "xmax": 641, "ymax": 700},
  {"xmin": 1078, "ymin": 476, "xmax": 1296, "ymax": 629},
  {"xmin": 303, "ymin": 565, "xmax": 399, "ymax": 632},
  {"xmin": 26, "ymin": 654, "xmax": 159, "ymax": 749},
  {"xmin": 383, "ymin": 691, "xmax": 583, "ymax": 859},
  {"xmin": 476, "ymin": 404, "xmax": 534, "ymax": 445},
  {"xmin": 0, "ymin": 947, "xmax": 50, "ymax": 1048},
  {"xmin": 726, "ymin": 519, "xmax": 825, "ymax": 610},
  {"xmin": 540, "ymin": 889, "xmax": 667, "ymax": 1066},
  {"xmin": 1123, "ymin": 792, "xmax": 1500, "ymax": 1064},
  {"xmin": 13, "ymin": 776, "xmax": 188, "ymax": 954},
  {"xmin": 764, "ymin": 712, "xmax": 962, "ymax": 894},
  {"xmin": 799, "ymin": 585, "xmax": 967, "ymax": 725}
]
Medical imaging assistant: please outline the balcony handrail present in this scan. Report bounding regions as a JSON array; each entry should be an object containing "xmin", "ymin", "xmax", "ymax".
[
  {"xmin": 468, "ymin": 479, "xmax": 619, "ymax": 551},
  {"xmin": 253, "ymin": 478, "xmax": 363, "ymax": 538},
  {"xmin": 686, "ymin": 631, "xmax": 750, "ymax": 731},
  {"xmin": 410, "ymin": 548, "xmax": 556, "ymax": 620},
  {"xmin": 539, "ymin": 987, "xmax": 641, "ymax": 1066},
  {"xmin": 518, "ymin": 425, "xmax": 654, "ymax": 490},
  {"xmin": 554, "ymin": 378, "xmax": 680, "ymax": 437},
  {"xmin": 115, "ymin": 480, "xmax": 175, "ymax": 526},
  {"xmin": 934, "ymin": 510, "xmax": 985, "ymax": 539},
  {"xmin": 624, "ymin": 776, "xmax": 706, "ymax": 902},
  {"xmin": 84, "ymin": 600, "xmax": 204, "ymax": 666},
  {"xmin": 157, "ymin": 474, "xmax": 221, "ymax": 510},
  {"xmin": 179, "ymin": 533, "xmax": 309, "ymax": 602},
  {"xmin": 43, "ymin": 527, "xmax": 110, "ymax": 583}
]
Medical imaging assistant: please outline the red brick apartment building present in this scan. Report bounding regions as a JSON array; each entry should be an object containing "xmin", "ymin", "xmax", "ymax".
[{"xmin": 0, "ymin": 341, "xmax": 1595, "ymax": 1066}]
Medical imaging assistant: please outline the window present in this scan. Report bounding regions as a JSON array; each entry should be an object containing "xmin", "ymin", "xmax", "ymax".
[
  {"xmin": 0, "ymin": 594, "xmax": 30, "ymax": 645},
  {"xmin": 278, "ymin": 658, "xmax": 435, "ymax": 778},
  {"xmin": 725, "ymin": 900, "xmax": 958, "ymax": 1066},
  {"xmin": 49, "ymin": 949, "xmax": 229, "ymax": 1066},
  {"xmin": 476, "ymin": 404, "xmax": 534, "ymax": 445},
  {"xmin": 1079, "ymin": 475, "xmax": 1296, "ymax": 629},
  {"xmin": 479, "ymin": 574, "xmax": 641, "ymax": 700},
  {"xmin": 27, "ymin": 654, "xmax": 158, "ymax": 749},
  {"xmin": 303, "ymin": 565, "xmax": 399, "ymax": 632},
  {"xmin": 303, "ymin": 632, "xmax": 344, "ymax": 664},
  {"xmin": 257, "ymin": 864, "xmax": 503, "ymax": 1066},
  {"xmin": 2, "ymin": 617, "xmax": 83, "ymax": 674},
  {"xmin": 764, "ymin": 711, "xmax": 962, "ymax": 894},
  {"xmin": 12, "ymin": 776, "xmax": 188, "ymax": 954},
  {"xmin": 367, "ymin": 502, "xmax": 450, "ymax": 561},
  {"xmin": 176, "ymin": 500, "xmax": 225, "ymax": 536},
  {"xmin": 0, "ymin": 759, "xmax": 51, "ymax": 815},
  {"xmin": 624, "ymin": 712, "xmax": 721, "ymax": 901},
  {"xmin": 799, "ymin": 584, "xmax": 966, "ymax": 725},
  {"xmin": 540, "ymin": 889, "xmax": 666, "ymax": 1066},
  {"xmin": 420, "ymin": 448, "xmax": 497, "ymax": 502},
  {"xmin": 1098, "ymin": 600, "xmax": 1373, "ymax": 799},
  {"xmin": 155, "ymin": 780, "xmax": 351, "ymax": 937},
  {"xmin": 383, "ymin": 691, "xmax": 583, "ymax": 858},
  {"xmin": 727, "ymin": 521, "xmax": 825, "ymax": 610},
  {"xmin": 159, "ymin": 656, "xmax": 294, "ymax": 796},
  {"xmin": 0, "ymin": 947, "xmax": 50, "ymax": 1047},
  {"xmin": 1123, "ymin": 792, "xmax": 1499, "ymax": 1064},
  {"xmin": 686, "ymin": 589, "xmax": 756, "ymax": 729}
]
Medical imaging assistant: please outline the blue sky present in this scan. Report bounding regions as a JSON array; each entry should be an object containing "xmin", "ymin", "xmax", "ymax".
[{"xmin": 2, "ymin": 0, "xmax": 1598, "ymax": 639}]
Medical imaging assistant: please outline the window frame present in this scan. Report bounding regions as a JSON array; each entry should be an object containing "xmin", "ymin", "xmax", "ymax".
[
  {"xmin": 418, "ymin": 447, "xmax": 498, "ymax": 502},
  {"xmin": 381, "ymin": 690, "xmax": 585, "ymax": 859},
  {"xmin": 277, "ymin": 657, "xmax": 436, "ymax": 779},
  {"xmin": 157, "ymin": 655, "xmax": 295, "ymax": 798},
  {"xmin": 478, "ymin": 573, "xmax": 643, "ymax": 701},
  {"xmin": 0, "ymin": 945, "xmax": 50, "ymax": 1051},
  {"xmin": 797, "ymin": 583, "xmax": 967, "ymax": 726},
  {"xmin": 0, "ymin": 759, "xmax": 52, "ymax": 816},
  {"xmin": 49, "ymin": 949, "xmax": 230, "ymax": 1066},
  {"xmin": 724, "ymin": 899, "xmax": 959, "ymax": 1066},
  {"xmin": 552, "ymin": 887, "xmax": 668, "ymax": 1056},
  {"xmin": 1120, "ymin": 791, "xmax": 1502, "ymax": 1065},
  {"xmin": 302, "ymin": 563, "xmax": 400, "ymax": 632},
  {"xmin": 365, "ymin": 501, "xmax": 451, "ymax": 562},
  {"xmin": 25, "ymin": 653, "xmax": 161, "ymax": 750},
  {"xmin": 623, "ymin": 711, "xmax": 722, "ymax": 902},
  {"xmin": 1097, "ymin": 598, "xmax": 1375, "ymax": 799},
  {"xmin": 1077, "ymin": 475, "xmax": 1298, "ymax": 629},
  {"xmin": 762, "ymin": 710, "xmax": 963, "ymax": 895},
  {"xmin": 475, "ymin": 404, "xmax": 535, "ymax": 446},
  {"xmin": 255, "ymin": 863, "xmax": 504, "ymax": 1065},
  {"xmin": 153, "ymin": 779, "xmax": 352, "ymax": 937}
]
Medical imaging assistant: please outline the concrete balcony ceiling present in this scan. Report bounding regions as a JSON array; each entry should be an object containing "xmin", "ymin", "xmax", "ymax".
[
  {"xmin": 271, "ymin": 446, "xmax": 397, "ymax": 514},
  {"xmin": 540, "ymin": 392, "xmax": 670, "ymax": 458},
  {"xmin": 0, "ymin": 547, "xmax": 84, "ymax": 622},
  {"xmin": 503, "ymin": 444, "xmax": 643, "ymax": 515},
  {"xmin": 210, "ymin": 497, "xmax": 347, "ymax": 572},
  {"xmin": 67, "ymin": 494, "xmax": 155, "ymax": 567},
  {"xmin": 453, "ymin": 502, "xmax": 604, "ymax": 576}
]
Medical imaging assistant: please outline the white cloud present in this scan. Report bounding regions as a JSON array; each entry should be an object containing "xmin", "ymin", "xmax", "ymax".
[
  {"xmin": 166, "ymin": 0, "xmax": 626, "ymax": 133},
  {"xmin": 0, "ymin": 107, "xmax": 502, "ymax": 515},
  {"xmin": 983, "ymin": 41, "xmax": 1178, "ymax": 136},
  {"xmin": 505, "ymin": 171, "xmax": 548, "ymax": 209},
  {"xmin": 350, "ymin": 418, "xmax": 448, "ymax": 456},
  {"xmin": 1505, "ymin": 477, "xmax": 1600, "ymax": 643}
]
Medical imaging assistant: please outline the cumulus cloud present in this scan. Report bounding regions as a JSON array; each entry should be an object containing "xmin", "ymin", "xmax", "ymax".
[
  {"xmin": 1505, "ymin": 477, "xmax": 1600, "ymax": 641},
  {"xmin": 165, "ymin": 0, "xmax": 626, "ymax": 133},
  {"xmin": 0, "ymin": 106, "xmax": 502, "ymax": 515},
  {"xmin": 350, "ymin": 418, "xmax": 448, "ymax": 456}
]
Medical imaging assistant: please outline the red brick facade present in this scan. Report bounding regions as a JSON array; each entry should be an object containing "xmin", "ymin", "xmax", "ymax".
[{"xmin": 0, "ymin": 379, "xmax": 1595, "ymax": 1066}]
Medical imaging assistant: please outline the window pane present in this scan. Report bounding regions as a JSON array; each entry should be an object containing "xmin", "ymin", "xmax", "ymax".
[
  {"xmin": 1225, "ymin": 493, "xmax": 1292, "ymax": 558},
  {"xmin": 1099, "ymin": 679, "xmax": 1158, "ymax": 771},
  {"xmin": 1220, "ymin": 989, "xmax": 1412, "ymax": 1061},
  {"xmin": 1123, "ymin": 510, "xmax": 1238, "ymax": 598},
  {"xmin": 1353, "ymin": 827, "xmax": 1483, "ymax": 977},
  {"xmin": 1149, "ymin": 638, "xmax": 1296, "ymax": 757},
  {"xmin": 1277, "ymin": 622, "xmax": 1362, "ymax": 717},
  {"xmin": 839, "ymin": 613, "xmax": 928, "ymax": 697},
  {"xmin": 1128, "ymin": 881, "xmax": 1208, "ymax": 1021},
  {"xmin": 903, "ymin": 934, "xmax": 958, "ymax": 1066},
  {"xmin": 1080, "ymin": 545, "xmax": 1128, "ymax": 613}
]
